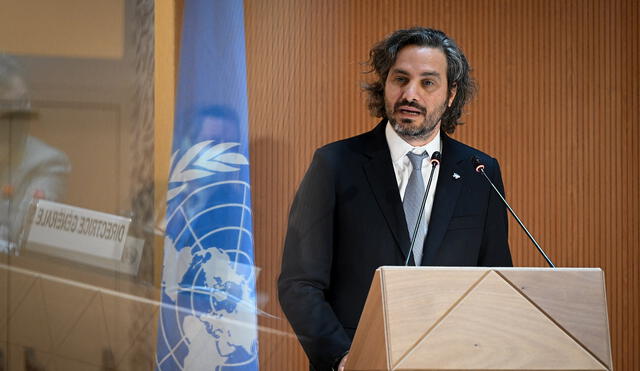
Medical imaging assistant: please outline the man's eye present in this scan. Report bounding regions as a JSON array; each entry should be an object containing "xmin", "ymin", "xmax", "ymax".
[
  {"xmin": 423, "ymin": 80, "xmax": 434, "ymax": 87},
  {"xmin": 394, "ymin": 77, "xmax": 407, "ymax": 83}
]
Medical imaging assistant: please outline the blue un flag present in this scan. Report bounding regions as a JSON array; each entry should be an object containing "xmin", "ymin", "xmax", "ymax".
[{"xmin": 155, "ymin": 1, "xmax": 258, "ymax": 370}]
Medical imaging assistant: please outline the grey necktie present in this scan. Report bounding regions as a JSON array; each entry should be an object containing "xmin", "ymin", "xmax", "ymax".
[{"xmin": 403, "ymin": 151, "xmax": 428, "ymax": 265}]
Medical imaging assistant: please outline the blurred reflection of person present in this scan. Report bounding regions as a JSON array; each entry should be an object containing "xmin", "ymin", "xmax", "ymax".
[{"xmin": 0, "ymin": 54, "xmax": 70, "ymax": 252}]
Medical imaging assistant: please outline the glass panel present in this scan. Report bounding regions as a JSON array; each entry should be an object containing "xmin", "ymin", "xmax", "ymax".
[
  {"xmin": 1, "ymin": 1, "xmax": 162, "ymax": 369},
  {"xmin": 0, "ymin": 2, "xmax": 293, "ymax": 370}
]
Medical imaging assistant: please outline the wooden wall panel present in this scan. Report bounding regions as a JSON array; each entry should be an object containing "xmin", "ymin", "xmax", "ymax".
[{"xmin": 243, "ymin": 1, "xmax": 639, "ymax": 370}]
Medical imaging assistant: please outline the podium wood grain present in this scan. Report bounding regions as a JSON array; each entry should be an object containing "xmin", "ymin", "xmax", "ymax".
[
  {"xmin": 347, "ymin": 270, "xmax": 389, "ymax": 370},
  {"xmin": 345, "ymin": 267, "xmax": 612, "ymax": 371},
  {"xmin": 383, "ymin": 269, "xmax": 487, "ymax": 366},
  {"xmin": 499, "ymin": 270, "xmax": 612, "ymax": 369}
]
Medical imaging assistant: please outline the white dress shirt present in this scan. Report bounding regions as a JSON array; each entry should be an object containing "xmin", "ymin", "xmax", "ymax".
[{"xmin": 385, "ymin": 122, "xmax": 441, "ymax": 236}]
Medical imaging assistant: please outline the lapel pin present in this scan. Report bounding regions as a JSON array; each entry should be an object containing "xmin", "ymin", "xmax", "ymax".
[{"xmin": 452, "ymin": 172, "xmax": 461, "ymax": 180}]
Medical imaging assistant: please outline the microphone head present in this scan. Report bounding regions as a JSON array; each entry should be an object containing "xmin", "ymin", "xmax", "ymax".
[
  {"xmin": 471, "ymin": 156, "xmax": 485, "ymax": 173},
  {"xmin": 430, "ymin": 151, "xmax": 442, "ymax": 166}
]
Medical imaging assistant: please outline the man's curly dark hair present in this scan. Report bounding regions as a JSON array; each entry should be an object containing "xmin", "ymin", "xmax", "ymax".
[{"xmin": 363, "ymin": 27, "xmax": 476, "ymax": 134}]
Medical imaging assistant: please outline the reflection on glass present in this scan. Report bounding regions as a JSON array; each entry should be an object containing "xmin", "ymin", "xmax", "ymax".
[
  {"xmin": 1, "ymin": 2, "xmax": 161, "ymax": 369},
  {"xmin": 0, "ymin": 2, "xmax": 292, "ymax": 370},
  {"xmin": 0, "ymin": 54, "xmax": 70, "ymax": 252}
]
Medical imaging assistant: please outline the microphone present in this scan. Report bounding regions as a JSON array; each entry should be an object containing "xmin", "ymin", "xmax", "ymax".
[
  {"xmin": 405, "ymin": 151, "xmax": 441, "ymax": 266},
  {"xmin": 471, "ymin": 156, "xmax": 556, "ymax": 268}
]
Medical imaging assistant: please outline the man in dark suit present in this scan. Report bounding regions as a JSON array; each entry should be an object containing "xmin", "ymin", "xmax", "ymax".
[{"xmin": 278, "ymin": 27, "xmax": 513, "ymax": 371}]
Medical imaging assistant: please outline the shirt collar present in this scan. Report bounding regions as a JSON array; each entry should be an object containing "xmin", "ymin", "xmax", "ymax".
[{"xmin": 385, "ymin": 121, "xmax": 442, "ymax": 162}]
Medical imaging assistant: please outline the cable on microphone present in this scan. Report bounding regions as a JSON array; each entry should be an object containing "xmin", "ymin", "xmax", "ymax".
[
  {"xmin": 405, "ymin": 151, "xmax": 441, "ymax": 266},
  {"xmin": 471, "ymin": 156, "xmax": 555, "ymax": 268}
]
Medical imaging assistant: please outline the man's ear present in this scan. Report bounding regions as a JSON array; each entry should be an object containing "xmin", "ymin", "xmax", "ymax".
[{"xmin": 448, "ymin": 83, "xmax": 458, "ymax": 107}]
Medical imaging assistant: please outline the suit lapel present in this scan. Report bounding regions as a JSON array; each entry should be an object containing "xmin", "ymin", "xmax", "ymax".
[
  {"xmin": 421, "ymin": 134, "xmax": 465, "ymax": 265},
  {"xmin": 362, "ymin": 121, "xmax": 410, "ymax": 260}
]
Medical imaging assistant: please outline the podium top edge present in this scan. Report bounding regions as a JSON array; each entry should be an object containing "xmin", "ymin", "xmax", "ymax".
[{"xmin": 377, "ymin": 266, "xmax": 603, "ymax": 272}]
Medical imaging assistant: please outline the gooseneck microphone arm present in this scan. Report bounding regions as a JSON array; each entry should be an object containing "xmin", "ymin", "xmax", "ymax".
[
  {"xmin": 471, "ymin": 156, "xmax": 555, "ymax": 268},
  {"xmin": 405, "ymin": 151, "xmax": 441, "ymax": 266}
]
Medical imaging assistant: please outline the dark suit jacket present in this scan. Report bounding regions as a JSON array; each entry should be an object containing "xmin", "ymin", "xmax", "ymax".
[{"xmin": 278, "ymin": 120, "xmax": 512, "ymax": 371}]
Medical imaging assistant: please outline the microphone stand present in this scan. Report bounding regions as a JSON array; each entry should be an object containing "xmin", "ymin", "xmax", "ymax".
[
  {"xmin": 405, "ymin": 152, "xmax": 441, "ymax": 266},
  {"xmin": 472, "ymin": 156, "xmax": 555, "ymax": 268}
]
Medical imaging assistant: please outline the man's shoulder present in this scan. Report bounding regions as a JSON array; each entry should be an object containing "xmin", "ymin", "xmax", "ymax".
[
  {"xmin": 318, "ymin": 130, "xmax": 373, "ymax": 154},
  {"xmin": 443, "ymin": 134, "xmax": 498, "ymax": 164},
  {"xmin": 315, "ymin": 122, "xmax": 384, "ymax": 159}
]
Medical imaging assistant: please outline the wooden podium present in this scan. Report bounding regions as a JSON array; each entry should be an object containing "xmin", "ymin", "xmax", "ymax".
[{"xmin": 344, "ymin": 267, "xmax": 612, "ymax": 371}]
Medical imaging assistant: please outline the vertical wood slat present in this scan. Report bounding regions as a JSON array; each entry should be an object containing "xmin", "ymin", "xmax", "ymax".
[
  {"xmin": 242, "ymin": 1, "xmax": 639, "ymax": 369},
  {"xmin": 153, "ymin": 0, "xmax": 178, "ymax": 287}
]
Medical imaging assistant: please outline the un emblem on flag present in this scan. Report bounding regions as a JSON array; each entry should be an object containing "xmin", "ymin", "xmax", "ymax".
[{"xmin": 156, "ymin": 141, "xmax": 258, "ymax": 370}]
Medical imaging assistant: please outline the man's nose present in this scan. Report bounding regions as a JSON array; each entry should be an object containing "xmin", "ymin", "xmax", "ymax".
[{"xmin": 400, "ymin": 81, "xmax": 419, "ymax": 102}]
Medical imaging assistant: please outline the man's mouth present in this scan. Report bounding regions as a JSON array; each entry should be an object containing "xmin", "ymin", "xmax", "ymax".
[
  {"xmin": 393, "ymin": 100, "xmax": 426, "ymax": 116},
  {"xmin": 397, "ymin": 107, "xmax": 422, "ymax": 115}
]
